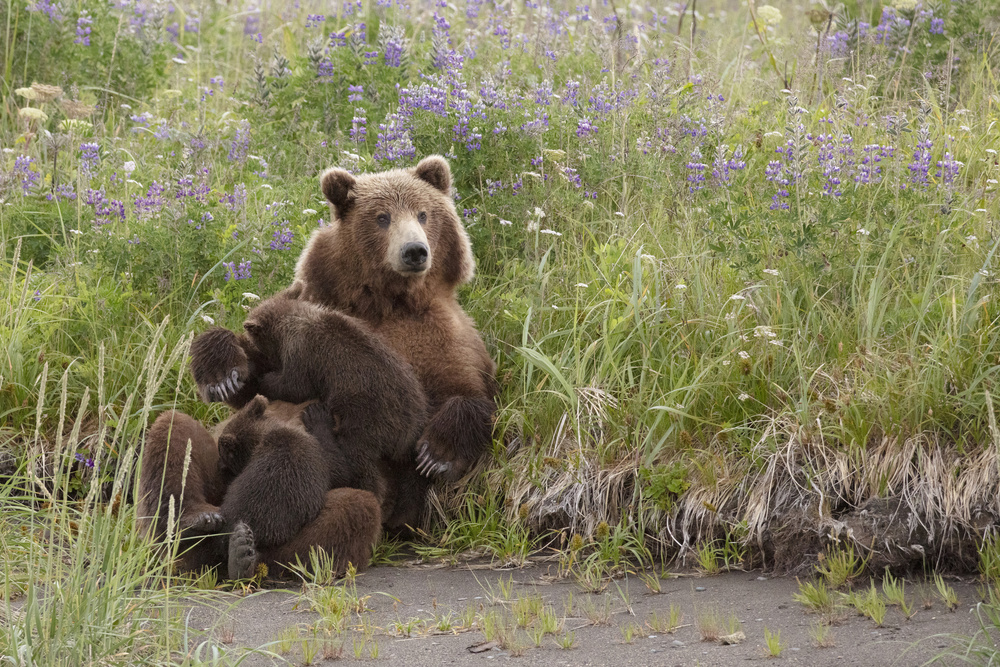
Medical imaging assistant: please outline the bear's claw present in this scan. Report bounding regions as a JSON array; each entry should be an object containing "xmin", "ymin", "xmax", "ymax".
[
  {"xmin": 207, "ymin": 369, "xmax": 244, "ymax": 403},
  {"xmin": 185, "ymin": 511, "xmax": 225, "ymax": 533},
  {"xmin": 416, "ymin": 442, "xmax": 453, "ymax": 478},
  {"xmin": 228, "ymin": 521, "xmax": 259, "ymax": 580}
]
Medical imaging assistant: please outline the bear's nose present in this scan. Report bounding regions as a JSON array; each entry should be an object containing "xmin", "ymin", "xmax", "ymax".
[{"xmin": 401, "ymin": 242, "xmax": 429, "ymax": 270}]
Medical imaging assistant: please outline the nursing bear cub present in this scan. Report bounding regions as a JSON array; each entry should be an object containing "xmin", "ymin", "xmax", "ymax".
[
  {"xmin": 297, "ymin": 154, "xmax": 498, "ymax": 481},
  {"xmin": 190, "ymin": 294, "xmax": 429, "ymax": 530}
]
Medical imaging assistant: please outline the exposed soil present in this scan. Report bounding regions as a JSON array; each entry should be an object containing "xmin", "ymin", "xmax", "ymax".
[{"xmin": 184, "ymin": 565, "xmax": 990, "ymax": 666}]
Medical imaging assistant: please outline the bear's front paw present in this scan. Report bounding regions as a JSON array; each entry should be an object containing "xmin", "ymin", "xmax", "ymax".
[
  {"xmin": 183, "ymin": 510, "xmax": 225, "ymax": 534},
  {"xmin": 415, "ymin": 439, "xmax": 467, "ymax": 481},
  {"xmin": 190, "ymin": 328, "xmax": 249, "ymax": 403}
]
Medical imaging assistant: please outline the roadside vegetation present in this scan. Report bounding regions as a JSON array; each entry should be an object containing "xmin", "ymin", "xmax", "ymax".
[{"xmin": 2, "ymin": 0, "xmax": 1000, "ymax": 662}]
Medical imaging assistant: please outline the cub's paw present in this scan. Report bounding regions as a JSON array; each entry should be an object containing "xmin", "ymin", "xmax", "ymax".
[
  {"xmin": 301, "ymin": 402, "xmax": 338, "ymax": 437},
  {"xmin": 228, "ymin": 521, "xmax": 259, "ymax": 581},
  {"xmin": 190, "ymin": 328, "xmax": 249, "ymax": 403},
  {"xmin": 415, "ymin": 437, "xmax": 468, "ymax": 482},
  {"xmin": 182, "ymin": 510, "xmax": 225, "ymax": 534}
]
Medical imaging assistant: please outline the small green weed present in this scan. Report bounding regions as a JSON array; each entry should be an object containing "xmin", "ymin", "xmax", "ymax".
[
  {"xmin": 647, "ymin": 605, "xmax": 683, "ymax": 634},
  {"xmin": 809, "ymin": 621, "xmax": 835, "ymax": 648},
  {"xmin": 882, "ymin": 570, "xmax": 913, "ymax": 619},
  {"xmin": 935, "ymin": 573, "xmax": 960, "ymax": 611},
  {"xmin": 793, "ymin": 579, "xmax": 835, "ymax": 615},
  {"xmin": 763, "ymin": 626, "xmax": 785, "ymax": 657},
  {"xmin": 816, "ymin": 545, "xmax": 865, "ymax": 589}
]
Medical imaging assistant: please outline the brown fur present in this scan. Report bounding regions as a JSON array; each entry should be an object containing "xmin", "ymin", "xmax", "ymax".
[
  {"xmin": 187, "ymin": 294, "xmax": 429, "ymax": 530},
  {"xmin": 298, "ymin": 155, "xmax": 497, "ymax": 480},
  {"xmin": 138, "ymin": 407, "xmax": 381, "ymax": 578}
]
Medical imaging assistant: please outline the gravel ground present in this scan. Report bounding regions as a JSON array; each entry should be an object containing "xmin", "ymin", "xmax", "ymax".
[{"xmin": 181, "ymin": 564, "xmax": 991, "ymax": 666}]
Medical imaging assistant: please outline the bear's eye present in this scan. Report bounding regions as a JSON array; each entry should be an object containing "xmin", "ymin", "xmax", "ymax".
[
  {"xmin": 376, "ymin": 213, "xmax": 391, "ymax": 229},
  {"xmin": 417, "ymin": 211, "xmax": 427, "ymax": 224}
]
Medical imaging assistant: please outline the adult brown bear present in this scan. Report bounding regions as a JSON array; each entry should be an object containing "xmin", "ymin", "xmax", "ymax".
[{"xmin": 297, "ymin": 155, "xmax": 497, "ymax": 481}]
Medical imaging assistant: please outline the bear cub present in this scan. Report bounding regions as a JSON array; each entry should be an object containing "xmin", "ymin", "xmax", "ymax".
[{"xmin": 188, "ymin": 293, "xmax": 429, "ymax": 530}]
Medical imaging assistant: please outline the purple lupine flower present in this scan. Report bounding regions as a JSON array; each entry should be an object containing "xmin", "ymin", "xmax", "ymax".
[
  {"xmin": 221, "ymin": 183, "xmax": 247, "ymax": 211},
  {"xmin": 223, "ymin": 260, "xmax": 252, "ymax": 281},
  {"xmin": 384, "ymin": 36, "xmax": 405, "ymax": 68},
  {"xmin": 74, "ymin": 11, "xmax": 92, "ymax": 44},
  {"xmin": 364, "ymin": 50, "xmax": 379, "ymax": 65},
  {"xmin": 373, "ymin": 112, "xmax": 416, "ymax": 162},
  {"xmin": 130, "ymin": 113, "xmax": 152, "ymax": 129},
  {"xmin": 329, "ymin": 29, "xmax": 347, "ymax": 47},
  {"xmin": 33, "ymin": 290, "xmax": 42, "ymax": 302},
  {"xmin": 487, "ymin": 179, "xmax": 503, "ymax": 196},
  {"xmin": 134, "ymin": 181, "xmax": 168, "ymax": 220},
  {"xmin": 185, "ymin": 16, "xmax": 200, "ymax": 33},
  {"xmin": 929, "ymin": 17, "xmax": 944, "ymax": 35},
  {"xmin": 29, "ymin": 0, "xmax": 63, "ymax": 22},
  {"xmin": 686, "ymin": 147, "xmax": 708, "ymax": 192},
  {"xmin": 84, "ymin": 188, "xmax": 126, "ymax": 227},
  {"xmin": 827, "ymin": 30, "xmax": 850, "ymax": 56},
  {"xmin": 270, "ymin": 225, "xmax": 294, "ymax": 250},
  {"xmin": 855, "ymin": 144, "xmax": 894, "ymax": 185},
  {"xmin": 350, "ymin": 108, "xmax": 367, "ymax": 144},
  {"xmin": 343, "ymin": 0, "xmax": 361, "ymax": 16},
  {"xmin": 936, "ymin": 149, "xmax": 961, "ymax": 188},
  {"xmin": 306, "ymin": 13, "xmax": 325, "ymax": 28},
  {"xmin": 46, "ymin": 183, "xmax": 77, "ymax": 202},
  {"xmin": 153, "ymin": 121, "xmax": 170, "ymax": 141},
  {"xmin": 75, "ymin": 453, "xmax": 96, "ymax": 468},
  {"xmin": 908, "ymin": 125, "xmax": 933, "ymax": 188},
  {"xmin": 764, "ymin": 160, "xmax": 790, "ymax": 210},
  {"xmin": 80, "ymin": 143, "xmax": 100, "ymax": 178},
  {"xmin": 318, "ymin": 59, "xmax": 335, "ymax": 78},
  {"xmin": 175, "ymin": 175, "xmax": 210, "ymax": 203},
  {"xmin": 712, "ymin": 145, "xmax": 746, "ymax": 186},
  {"xmin": 576, "ymin": 118, "xmax": 597, "ymax": 138},
  {"xmin": 244, "ymin": 13, "xmax": 260, "ymax": 36},
  {"xmin": 816, "ymin": 131, "xmax": 854, "ymax": 197},
  {"xmin": 13, "ymin": 156, "xmax": 40, "ymax": 195},
  {"xmin": 228, "ymin": 120, "xmax": 250, "ymax": 163},
  {"xmin": 535, "ymin": 81, "xmax": 553, "ymax": 106},
  {"xmin": 562, "ymin": 167, "xmax": 582, "ymax": 188},
  {"xmin": 348, "ymin": 85, "xmax": 364, "ymax": 102},
  {"xmin": 563, "ymin": 80, "xmax": 580, "ymax": 107}
]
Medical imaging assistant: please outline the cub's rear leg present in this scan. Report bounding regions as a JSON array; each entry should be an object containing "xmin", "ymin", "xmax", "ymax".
[
  {"xmin": 138, "ymin": 411, "xmax": 229, "ymax": 571},
  {"xmin": 261, "ymin": 488, "xmax": 382, "ymax": 578}
]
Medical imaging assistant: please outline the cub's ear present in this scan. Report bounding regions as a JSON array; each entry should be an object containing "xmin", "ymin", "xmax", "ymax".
[
  {"xmin": 414, "ymin": 155, "xmax": 451, "ymax": 194},
  {"xmin": 243, "ymin": 319, "xmax": 262, "ymax": 336},
  {"xmin": 247, "ymin": 394, "xmax": 268, "ymax": 416},
  {"xmin": 320, "ymin": 168, "xmax": 357, "ymax": 219}
]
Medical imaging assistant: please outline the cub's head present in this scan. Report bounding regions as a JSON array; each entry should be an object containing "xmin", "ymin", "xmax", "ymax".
[{"xmin": 319, "ymin": 155, "xmax": 475, "ymax": 288}]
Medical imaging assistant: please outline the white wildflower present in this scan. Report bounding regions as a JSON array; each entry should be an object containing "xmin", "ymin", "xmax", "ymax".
[
  {"xmin": 763, "ymin": 268, "xmax": 779, "ymax": 276},
  {"xmin": 540, "ymin": 229, "xmax": 562, "ymax": 236},
  {"xmin": 69, "ymin": 229, "xmax": 83, "ymax": 235},
  {"xmin": 533, "ymin": 207, "xmax": 546, "ymax": 218},
  {"xmin": 172, "ymin": 57, "xmax": 187, "ymax": 65},
  {"xmin": 729, "ymin": 293, "xmax": 746, "ymax": 301},
  {"xmin": 754, "ymin": 326, "xmax": 777, "ymax": 339},
  {"xmin": 575, "ymin": 283, "xmax": 589, "ymax": 288},
  {"xmin": 499, "ymin": 219, "xmax": 512, "ymax": 226},
  {"xmin": 242, "ymin": 292, "xmax": 260, "ymax": 301},
  {"xmin": 756, "ymin": 5, "xmax": 782, "ymax": 25},
  {"xmin": 675, "ymin": 283, "xmax": 687, "ymax": 290},
  {"xmin": 201, "ymin": 315, "xmax": 215, "ymax": 325},
  {"xmin": 768, "ymin": 339, "xmax": 783, "ymax": 346},
  {"xmin": 123, "ymin": 161, "xmax": 136, "ymax": 176},
  {"xmin": 738, "ymin": 392, "xmax": 750, "ymax": 402},
  {"xmin": 738, "ymin": 350, "xmax": 751, "ymax": 360},
  {"xmin": 857, "ymin": 227, "xmax": 870, "ymax": 236},
  {"xmin": 302, "ymin": 208, "xmax": 318, "ymax": 216},
  {"xmin": 614, "ymin": 211, "xmax": 625, "ymax": 217},
  {"xmin": 722, "ymin": 360, "xmax": 731, "ymax": 366}
]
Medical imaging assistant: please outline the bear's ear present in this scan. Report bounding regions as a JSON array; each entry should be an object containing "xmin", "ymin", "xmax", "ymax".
[
  {"xmin": 247, "ymin": 394, "xmax": 268, "ymax": 416},
  {"xmin": 320, "ymin": 168, "xmax": 357, "ymax": 219},
  {"xmin": 413, "ymin": 155, "xmax": 451, "ymax": 194},
  {"xmin": 244, "ymin": 318, "xmax": 262, "ymax": 337}
]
